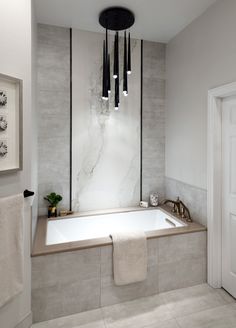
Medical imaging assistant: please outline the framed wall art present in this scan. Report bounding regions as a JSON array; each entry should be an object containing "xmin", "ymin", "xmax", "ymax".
[{"xmin": 0, "ymin": 73, "xmax": 22, "ymax": 174}]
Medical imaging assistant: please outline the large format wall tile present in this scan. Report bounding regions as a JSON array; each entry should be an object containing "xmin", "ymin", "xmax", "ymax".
[
  {"xmin": 37, "ymin": 24, "xmax": 70, "ymax": 215},
  {"xmin": 32, "ymin": 277, "xmax": 101, "ymax": 322},
  {"xmin": 158, "ymin": 257, "xmax": 207, "ymax": 293},
  {"xmin": 165, "ymin": 177, "xmax": 207, "ymax": 226},
  {"xmin": 101, "ymin": 265, "xmax": 159, "ymax": 307},
  {"xmin": 32, "ymin": 248, "xmax": 101, "ymax": 322},
  {"xmin": 142, "ymin": 41, "xmax": 166, "ymax": 202},
  {"xmin": 100, "ymin": 239, "xmax": 159, "ymax": 306},
  {"xmin": 32, "ymin": 232, "xmax": 207, "ymax": 323},
  {"xmin": 158, "ymin": 232, "xmax": 207, "ymax": 292},
  {"xmin": 38, "ymin": 24, "xmax": 69, "ymax": 47}
]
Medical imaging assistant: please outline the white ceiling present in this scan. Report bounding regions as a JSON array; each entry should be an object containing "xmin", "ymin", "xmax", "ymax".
[{"xmin": 34, "ymin": 0, "xmax": 217, "ymax": 43}]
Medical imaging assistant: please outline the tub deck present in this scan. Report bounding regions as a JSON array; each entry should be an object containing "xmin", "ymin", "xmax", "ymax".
[{"xmin": 32, "ymin": 205, "xmax": 206, "ymax": 257}]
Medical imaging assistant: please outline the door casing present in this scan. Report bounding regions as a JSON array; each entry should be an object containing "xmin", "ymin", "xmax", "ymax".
[{"xmin": 208, "ymin": 82, "xmax": 236, "ymax": 288}]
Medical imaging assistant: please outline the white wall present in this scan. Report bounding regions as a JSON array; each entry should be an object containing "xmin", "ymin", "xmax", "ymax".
[
  {"xmin": 31, "ymin": 2, "xmax": 38, "ymax": 239},
  {"xmin": 0, "ymin": 0, "xmax": 34, "ymax": 327},
  {"xmin": 166, "ymin": 0, "xmax": 236, "ymax": 190}
]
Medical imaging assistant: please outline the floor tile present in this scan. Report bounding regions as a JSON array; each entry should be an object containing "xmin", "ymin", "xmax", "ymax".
[
  {"xmin": 177, "ymin": 303, "xmax": 236, "ymax": 328},
  {"xmin": 102, "ymin": 293, "xmax": 173, "ymax": 328},
  {"xmin": 143, "ymin": 319, "xmax": 180, "ymax": 328},
  {"xmin": 32, "ymin": 309, "xmax": 105, "ymax": 328},
  {"xmin": 31, "ymin": 284, "xmax": 236, "ymax": 328},
  {"xmin": 162, "ymin": 283, "xmax": 232, "ymax": 318},
  {"xmin": 216, "ymin": 288, "xmax": 236, "ymax": 304}
]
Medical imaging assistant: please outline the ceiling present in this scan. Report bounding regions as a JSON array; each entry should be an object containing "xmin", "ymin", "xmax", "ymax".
[{"xmin": 34, "ymin": 0, "xmax": 217, "ymax": 43}]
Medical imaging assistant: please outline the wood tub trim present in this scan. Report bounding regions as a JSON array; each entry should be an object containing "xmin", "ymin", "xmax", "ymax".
[{"xmin": 32, "ymin": 205, "xmax": 206, "ymax": 257}]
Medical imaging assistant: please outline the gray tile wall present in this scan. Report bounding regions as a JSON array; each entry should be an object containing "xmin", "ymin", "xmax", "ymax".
[
  {"xmin": 142, "ymin": 41, "xmax": 166, "ymax": 202},
  {"xmin": 32, "ymin": 231, "xmax": 206, "ymax": 322},
  {"xmin": 165, "ymin": 177, "xmax": 207, "ymax": 226},
  {"xmin": 37, "ymin": 24, "xmax": 70, "ymax": 215},
  {"xmin": 37, "ymin": 28, "xmax": 166, "ymax": 214}
]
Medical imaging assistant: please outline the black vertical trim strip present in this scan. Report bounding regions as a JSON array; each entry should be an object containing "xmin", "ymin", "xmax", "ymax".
[
  {"xmin": 69, "ymin": 28, "xmax": 72, "ymax": 211},
  {"xmin": 140, "ymin": 39, "xmax": 143, "ymax": 201}
]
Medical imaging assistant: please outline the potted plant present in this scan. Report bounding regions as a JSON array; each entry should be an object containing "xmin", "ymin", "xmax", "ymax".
[{"xmin": 44, "ymin": 192, "xmax": 62, "ymax": 218}]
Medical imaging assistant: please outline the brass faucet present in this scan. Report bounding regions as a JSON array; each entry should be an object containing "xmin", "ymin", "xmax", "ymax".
[
  {"xmin": 163, "ymin": 197, "xmax": 192, "ymax": 222},
  {"xmin": 163, "ymin": 198, "xmax": 181, "ymax": 214}
]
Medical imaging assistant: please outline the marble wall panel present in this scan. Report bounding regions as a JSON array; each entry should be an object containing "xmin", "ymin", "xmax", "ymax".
[
  {"xmin": 72, "ymin": 30, "xmax": 141, "ymax": 211},
  {"xmin": 37, "ymin": 25, "xmax": 166, "ymax": 213}
]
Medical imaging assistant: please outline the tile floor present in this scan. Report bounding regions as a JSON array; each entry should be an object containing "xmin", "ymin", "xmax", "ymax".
[{"xmin": 32, "ymin": 284, "xmax": 236, "ymax": 328}]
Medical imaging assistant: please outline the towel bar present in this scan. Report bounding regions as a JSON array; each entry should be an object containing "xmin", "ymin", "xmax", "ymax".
[{"xmin": 23, "ymin": 189, "xmax": 34, "ymax": 198}]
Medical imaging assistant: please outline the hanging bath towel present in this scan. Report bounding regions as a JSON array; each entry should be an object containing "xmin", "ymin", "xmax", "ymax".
[
  {"xmin": 111, "ymin": 231, "xmax": 147, "ymax": 286},
  {"xmin": 0, "ymin": 194, "xmax": 24, "ymax": 308}
]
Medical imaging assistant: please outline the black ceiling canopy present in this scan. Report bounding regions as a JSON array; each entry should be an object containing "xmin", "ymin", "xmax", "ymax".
[
  {"xmin": 99, "ymin": 7, "xmax": 135, "ymax": 109},
  {"xmin": 99, "ymin": 7, "xmax": 135, "ymax": 31}
]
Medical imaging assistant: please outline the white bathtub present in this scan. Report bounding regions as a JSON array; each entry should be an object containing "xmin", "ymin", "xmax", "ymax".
[{"xmin": 46, "ymin": 208, "xmax": 186, "ymax": 245}]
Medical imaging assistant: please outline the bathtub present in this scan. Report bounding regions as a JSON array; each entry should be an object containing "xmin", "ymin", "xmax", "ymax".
[
  {"xmin": 32, "ymin": 206, "xmax": 207, "ymax": 322},
  {"xmin": 46, "ymin": 208, "xmax": 185, "ymax": 245},
  {"xmin": 33, "ymin": 206, "xmax": 206, "ymax": 257}
]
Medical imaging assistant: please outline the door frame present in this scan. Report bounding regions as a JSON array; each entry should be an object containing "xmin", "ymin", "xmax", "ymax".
[{"xmin": 208, "ymin": 81, "xmax": 236, "ymax": 288}]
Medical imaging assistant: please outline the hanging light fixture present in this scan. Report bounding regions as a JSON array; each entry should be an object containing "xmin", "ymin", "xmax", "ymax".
[
  {"xmin": 99, "ymin": 7, "xmax": 135, "ymax": 110},
  {"xmin": 123, "ymin": 31, "xmax": 128, "ymax": 96},
  {"xmin": 102, "ymin": 40, "xmax": 108, "ymax": 100},
  {"xmin": 127, "ymin": 32, "xmax": 131, "ymax": 75}
]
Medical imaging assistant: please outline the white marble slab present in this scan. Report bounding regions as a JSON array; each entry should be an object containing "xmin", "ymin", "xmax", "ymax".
[{"xmin": 72, "ymin": 29, "xmax": 141, "ymax": 211}]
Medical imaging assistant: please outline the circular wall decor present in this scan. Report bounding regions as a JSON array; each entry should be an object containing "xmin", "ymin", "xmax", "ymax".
[
  {"xmin": 0, "ymin": 141, "xmax": 7, "ymax": 157},
  {"xmin": 0, "ymin": 90, "xmax": 7, "ymax": 106},
  {"xmin": 0, "ymin": 116, "xmax": 7, "ymax": 131}
]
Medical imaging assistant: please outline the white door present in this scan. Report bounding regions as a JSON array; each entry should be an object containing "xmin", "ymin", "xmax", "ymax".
[{"xmin": 222, "ymin": 96, "xmax": 236, "ymax": 298}]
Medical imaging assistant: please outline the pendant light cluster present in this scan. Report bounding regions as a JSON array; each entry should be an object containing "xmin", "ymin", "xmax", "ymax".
[{"xmin": 99, "ymin": 7, "xmax": 135, "ymax": 110}]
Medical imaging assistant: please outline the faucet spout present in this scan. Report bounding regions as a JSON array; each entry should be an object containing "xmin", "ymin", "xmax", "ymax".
[
  {"xmin": 163, "ymin": 198, "xmax": 181, "ymax": 215},
  {"xmin": 163, "ymin": 197, "xmax": 192, "ymax": 222}
]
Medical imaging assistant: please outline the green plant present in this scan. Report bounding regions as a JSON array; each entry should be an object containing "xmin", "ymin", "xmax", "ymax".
[{"xmin": 44, "ymin": 192, "xmax": 62, "ymax": 207}]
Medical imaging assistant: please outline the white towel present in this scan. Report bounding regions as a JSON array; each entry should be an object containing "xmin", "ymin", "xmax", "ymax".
[
  {"xmin": 111, "ymin": 231, "xmax": 147, "ymax": 286},
  {"xmin": 0, "ymin": 194, "xmax": 24, "ymax": 308}
]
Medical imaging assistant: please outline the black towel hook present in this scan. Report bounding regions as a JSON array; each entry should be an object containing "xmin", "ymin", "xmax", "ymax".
[{"xmin": 23, "ymin": 189, "xmax": 34, "ymax": 198}]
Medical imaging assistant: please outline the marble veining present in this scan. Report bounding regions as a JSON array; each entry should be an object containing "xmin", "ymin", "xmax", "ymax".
[
  {"xmin": 37, "ymin": 25, "xmax": 166, "ymax": 214},
  {"xmin": 72, "ymin": 30, "xmax": 141, "ymax": 212}
]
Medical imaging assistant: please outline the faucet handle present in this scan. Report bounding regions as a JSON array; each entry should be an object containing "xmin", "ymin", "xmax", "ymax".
[
  {"xmin": 172, "ymin": 204, "xmax": 177, "ymax": 213},
  {"xmin": 180, "ymin": 206, "xmax": 186, "ymax": 219}
]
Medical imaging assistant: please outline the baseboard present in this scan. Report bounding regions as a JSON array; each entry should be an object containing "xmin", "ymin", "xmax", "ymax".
[{"xmin": 15, "ymin": 312, "xmax": 32, "ymax": 328}]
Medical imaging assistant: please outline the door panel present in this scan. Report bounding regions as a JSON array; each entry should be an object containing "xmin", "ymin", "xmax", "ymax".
[
  {"xmin": 230, "ymin": 137, "xmax": 236, "ymax": 194},
  {"xmin": 230, "ymin": 214, "xmax": 236, "ymax": 275},
  {"xmin": 222, "ymin": 96, "xmax": 236, "ymax": 298}
]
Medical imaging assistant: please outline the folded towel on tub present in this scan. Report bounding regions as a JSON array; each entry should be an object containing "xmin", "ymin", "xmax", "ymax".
[
  {"xmin": 0, "ymin": 194, "xmax": 24, "ymax": 307},
  {"xmin": 110, "ymin": 231, "xmax": 147, "ymax": 286}
]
